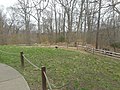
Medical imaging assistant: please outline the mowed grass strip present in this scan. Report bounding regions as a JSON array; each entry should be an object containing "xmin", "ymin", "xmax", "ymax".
[{"xmin": 0, "ymin": 45, "xmax": 120, "ymax": 90}]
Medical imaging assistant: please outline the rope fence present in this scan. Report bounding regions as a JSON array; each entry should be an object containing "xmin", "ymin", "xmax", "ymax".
[
  {"xmin": 51, "ymin": 81, "xmax": 70, "ymax": 90},
  {"xmin": 1, "ymin": 45, "xmax": 120, "ymax": 90},
  {"xmin": 20, "ymin": 52, "xmax": 53, "ymax": 90},
  {"xmin": 0, "ymin": 49, "xmax": 19, "ymax": 56},
  {"xmin": 0, "ymin": 49, "xmax": 71, "ymax": 90},
  {"xmin": 21, "ymin": 52, "xmax": 70, "ymax": 90},
  {"xmin": 22, "ymin": 54, "xmax": 41, "ymax": 70},
  {"xmin": 43, "ymin": 69, "xmax": 52, "ymax": 90}
]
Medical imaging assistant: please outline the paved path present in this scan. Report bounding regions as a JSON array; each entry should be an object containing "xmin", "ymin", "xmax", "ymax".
[{"xmin": 0, "ymin": 63, "xmax": 30, "ymax": 90}]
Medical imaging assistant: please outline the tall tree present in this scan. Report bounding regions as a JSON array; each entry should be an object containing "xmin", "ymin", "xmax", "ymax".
[
  {"xmin": 15, "ymin": 0, "xmax": 32, "ymax": 45},
  {"xmin": 77, "ymin": 0, "xmax": 85, "ymax": 40},
  {"xmin": 0, "ymin": 9, "xmax": 6, "ymax": 44},
  {"xmin": 58, "ymin": 0, "xmax": 77, "ymax": 43},
  {"xmin": 96, "ymin": 0, "xmax": 102, "ymax": 49},
  {"xmin": 31, "ymin": 0, "xmax": 49, "ymax": 43}
]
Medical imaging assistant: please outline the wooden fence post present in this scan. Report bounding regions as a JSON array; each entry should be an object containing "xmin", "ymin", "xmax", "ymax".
[
  {"xmin": 20, "ymin": 52, "xmax": 24, "ymax": 68},
  {"xmin": 41, "ymin": 66, "xmax": 46, "ymax": 90}
]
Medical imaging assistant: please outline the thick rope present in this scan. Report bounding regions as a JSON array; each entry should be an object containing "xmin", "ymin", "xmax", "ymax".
[
  {"xmin": 0, "ymin": 49, "xmax": 19, "ymax": 55},
  {"xmin": 23, "ymin": 54, "xmax": 41, "ymax": 70},
  {"xmin": 43, "ymin": 72, "xmax": 52, "ymax": 90},
  {"xmin": 51, "ymin": 82, "xmax": 69, "ymax": 89}
]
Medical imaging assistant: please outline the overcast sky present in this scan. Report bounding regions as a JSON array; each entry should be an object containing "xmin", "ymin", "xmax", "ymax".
[
  {"xmin": 0, "ymin": 0, "xmax": 120, "ymax": 8},
  {"xmin": 0, "ymin": 0, "xmax": 17, "ymax": 8}
]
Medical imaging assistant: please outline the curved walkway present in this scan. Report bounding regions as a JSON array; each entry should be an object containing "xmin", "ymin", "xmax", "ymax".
[{"xmin": 0, "ymin": 63, "xmax": 30, "ymax": 90}]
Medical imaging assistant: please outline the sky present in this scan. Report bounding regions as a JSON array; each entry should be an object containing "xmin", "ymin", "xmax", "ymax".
[
  {"xmin": 0, "ymin": 0, "xmax": 17, "ymax": 8},
  {"xmin": 0, "ymin": 0, "xmax": 120, "ymax": 8}
]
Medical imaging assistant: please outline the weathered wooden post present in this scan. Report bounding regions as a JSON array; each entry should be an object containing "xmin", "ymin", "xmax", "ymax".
[
  {"xmin": 20, "ymin": 51, "xmax": 24, "ymax": 68},
  {"xmin": 41, "ymin": 66, "xmax": 46, "ymax": 90}
]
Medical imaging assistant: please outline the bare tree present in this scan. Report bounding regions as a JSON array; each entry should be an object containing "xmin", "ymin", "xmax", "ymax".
[
  {"xmin": 14, "ymin": 0, "xmax": 32, "ymax": 45},
  {"xmin": 53, "ymin": 0, "xmax": 58, "ymax": 43},
  {"xmin": 58, "ymin": 0, "xmax": 77, "ymax": 43},
  {"xmin": 0, "ymin": 9, "xmax": 6, "ymax": 45},
  {"xmin": 96, "ymin": 0, "xmax": 102, "ymax": 49},
  {"xmin": 31, "ymin": 0, "xmax": 49, "ymax": 43},
  {"xmin": 77, "ymin": 0, "xmax": 85, "ymax": 40}
]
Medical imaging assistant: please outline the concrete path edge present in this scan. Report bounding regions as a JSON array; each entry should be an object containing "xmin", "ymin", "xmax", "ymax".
[{"xmin": 0, "ymin": 63, "xmax": 30, "ymax": 90}]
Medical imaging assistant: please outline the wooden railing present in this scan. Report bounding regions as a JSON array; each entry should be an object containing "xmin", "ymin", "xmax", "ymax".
[{"xmin": 77, "ymin": 45, "xmax": 120, "ymax": 59}]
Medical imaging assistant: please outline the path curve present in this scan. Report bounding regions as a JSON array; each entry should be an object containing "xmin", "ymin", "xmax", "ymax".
[{"xmin": 0, "ymin": 63, "xmax": 30, "ymax": 90}]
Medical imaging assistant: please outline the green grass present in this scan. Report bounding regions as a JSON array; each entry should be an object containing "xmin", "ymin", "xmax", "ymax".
[{"xmin": 0, "ymin": 45, "xmax": 120, "ymax": 90}]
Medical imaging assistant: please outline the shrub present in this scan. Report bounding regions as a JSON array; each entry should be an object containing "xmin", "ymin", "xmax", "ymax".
[
  {"xmin": 110, "ymin": 42, "xmax": 120, "ymax": 48},
  {"xmin": 57, "ymin": 35, "xmax": 65, "ymax": 42}
]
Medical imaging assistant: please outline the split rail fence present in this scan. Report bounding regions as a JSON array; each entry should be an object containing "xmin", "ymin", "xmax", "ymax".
[
  {"xmin": 77, "ymin": 45, "xmax": 120, "ymax": 59},
  {"xmin": 1, "ymin": 45, "xmax": 120, "ymax": 90}
]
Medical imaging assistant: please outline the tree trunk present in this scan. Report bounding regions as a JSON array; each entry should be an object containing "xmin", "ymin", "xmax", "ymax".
[{"xmin": 96, "ymin": 0, "xmax": 102, "ymax": 49}]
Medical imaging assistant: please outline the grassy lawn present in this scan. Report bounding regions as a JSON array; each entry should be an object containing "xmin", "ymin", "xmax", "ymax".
[{"xmin": 0, "ymin": 45, "xmax": 120, "ymax": 90}]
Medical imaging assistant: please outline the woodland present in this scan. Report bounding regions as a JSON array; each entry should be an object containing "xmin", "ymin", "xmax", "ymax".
[{"xmin": 0, "ymin": 0, "xmax": 120, "ymax": 51}]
